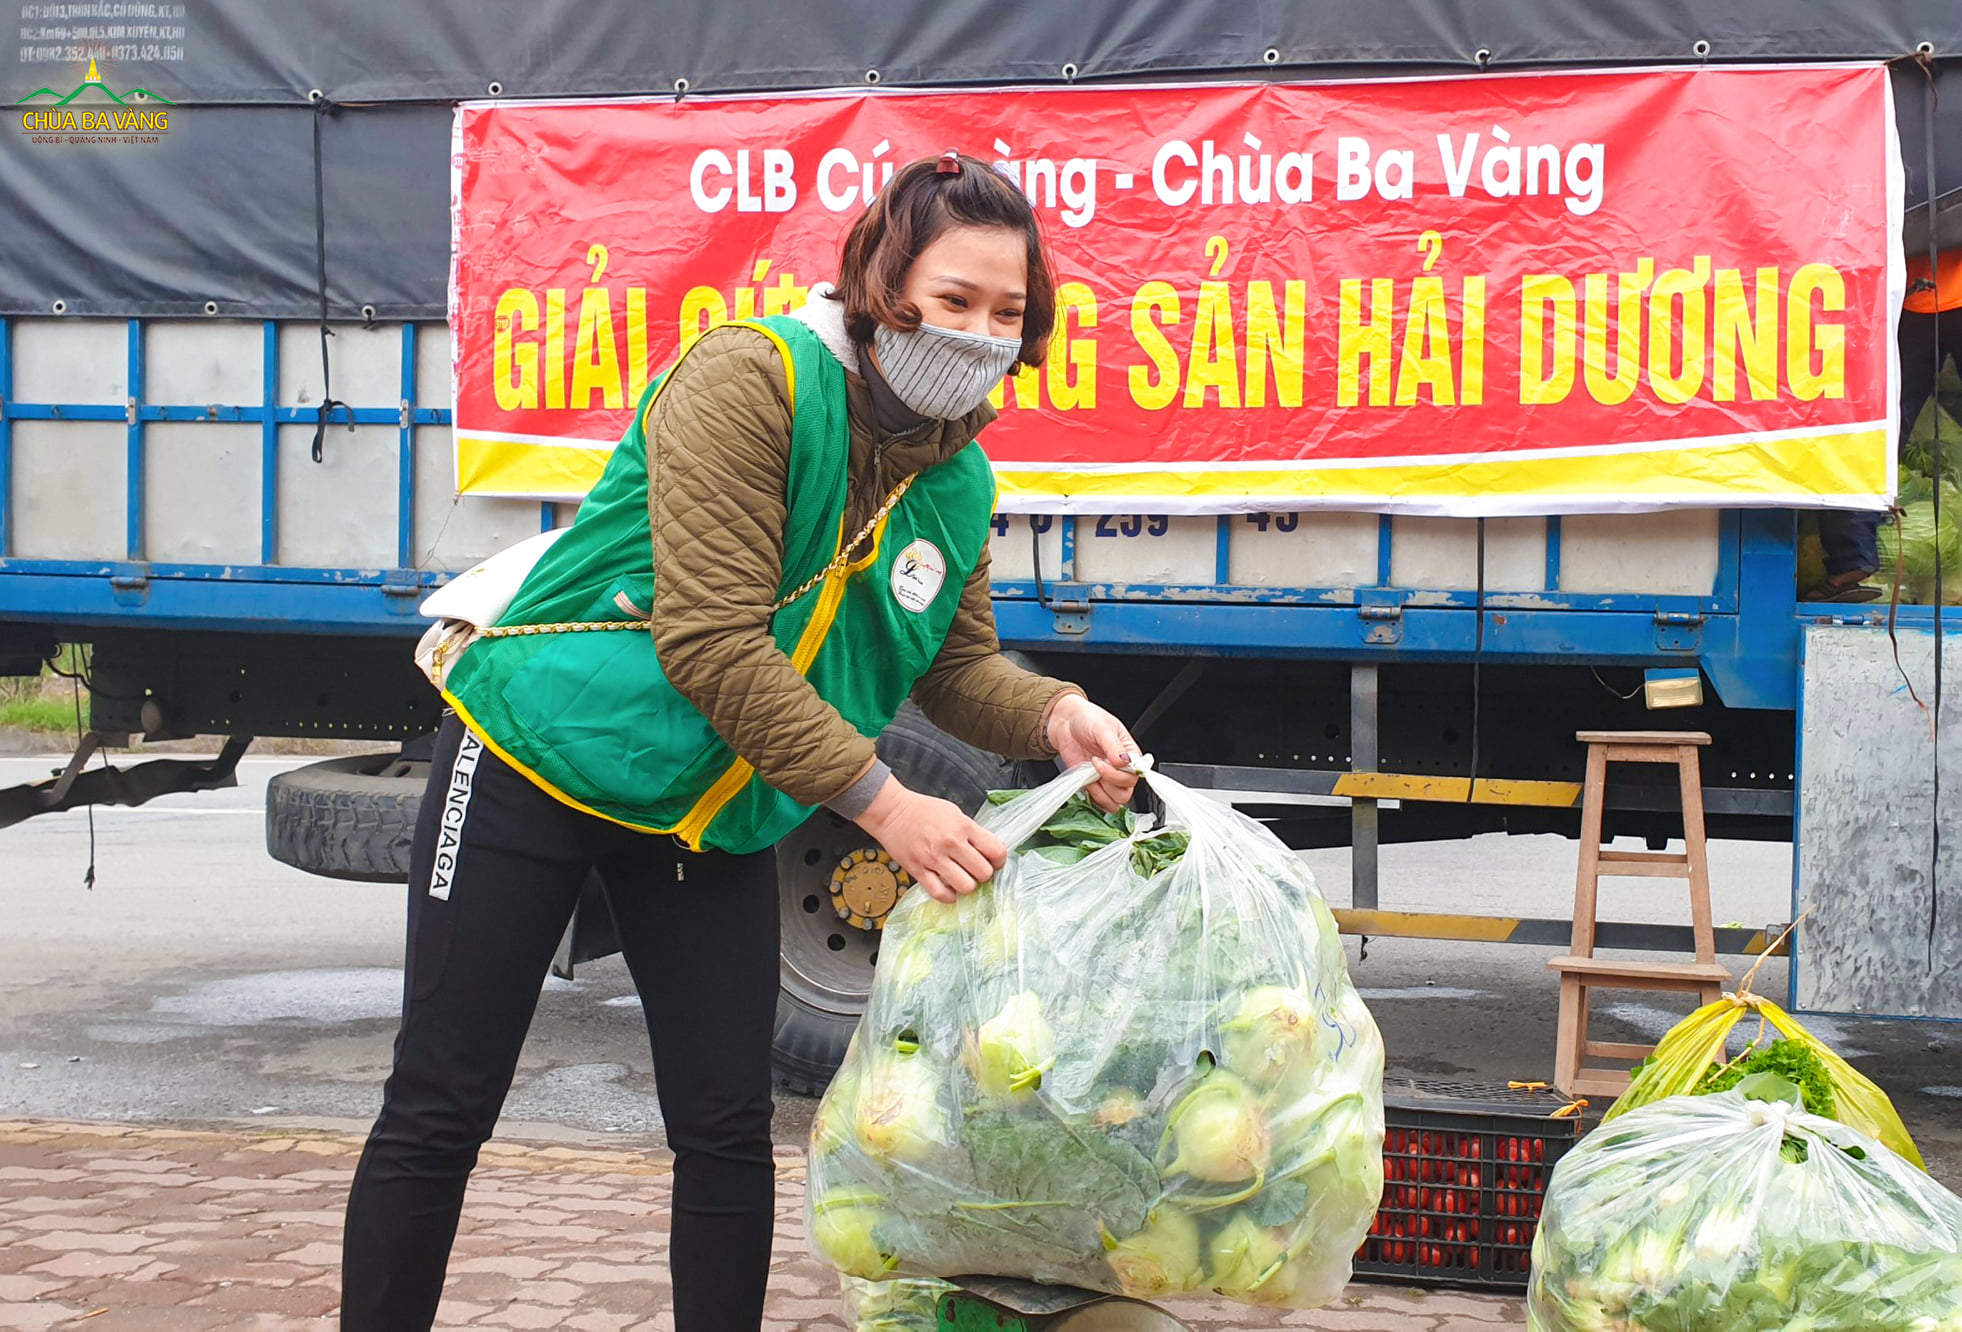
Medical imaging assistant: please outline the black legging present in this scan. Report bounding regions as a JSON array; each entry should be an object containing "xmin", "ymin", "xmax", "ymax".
[{"xmin": 342, "ymin": 715, "xmax": 780, "ymax": 1331}]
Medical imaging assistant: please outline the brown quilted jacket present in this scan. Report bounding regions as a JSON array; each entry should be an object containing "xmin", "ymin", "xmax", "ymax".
[{"xmin": 646, "ymin": 321, "xmax": 1079, "ymax": 809}]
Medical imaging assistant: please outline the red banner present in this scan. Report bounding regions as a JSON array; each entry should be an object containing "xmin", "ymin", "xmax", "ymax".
[{"xmin": 450, "ymin": 67, "xmax": 1901, "ymax": 513}]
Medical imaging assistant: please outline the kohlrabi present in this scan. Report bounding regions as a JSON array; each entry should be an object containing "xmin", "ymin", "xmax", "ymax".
[
  {"xmin": 1163, "ymin": 1069, "xmax": 1271, "ymax": 1185},
  {"xmin": 882, "ymin": 929, "xmax": 940, "ymax": 995},
  {"xmin": 811, "ymin": 1196, "xmax": 895, "ymax": 1280},
  {"xmin": 853, "ymin": 1047, "xmax": 946, "ymax": 1165},
  {"xmin": 811, "ymin": 1066, "xmax": 858, "ymax": 1159},
  {"xmin": 1221, "ymin": 986, "xmax": 1319, "ymax": 1092},
  {"xmin": 1207, "ymin": 1211, "xmax": 1291, "ymax": 1298},
  {"xmin": 972, "ymin": 990, "xmax": 1056, "ymax": 1098},
  {"xmin": 1103, "ymin": 1206, "xmax": 1204, "ymax": 1298}
]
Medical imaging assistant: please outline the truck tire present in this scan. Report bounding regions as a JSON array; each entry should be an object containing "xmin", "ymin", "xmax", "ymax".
[
  {"xmin": 265, "ymin": 753, "xmax": 426, "ymax": 883},
  {"xmin": 772, "ymin": 704, "xmax": 1012, "ymax": 1096}
]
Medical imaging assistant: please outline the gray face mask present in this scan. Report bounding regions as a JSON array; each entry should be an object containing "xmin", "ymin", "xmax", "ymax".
[{"xmin": 869, "ymin": 320, "xmax": 1022, "ymax": 420}]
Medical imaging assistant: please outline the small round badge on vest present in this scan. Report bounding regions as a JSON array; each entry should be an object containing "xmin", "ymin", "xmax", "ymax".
[{"xmin": 890, "ymin": 538, "xmax": 947, "ymax": 613}]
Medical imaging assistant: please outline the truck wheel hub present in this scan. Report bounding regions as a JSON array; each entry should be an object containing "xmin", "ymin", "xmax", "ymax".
[{"xmin": 829, "ymin": 849, "xmax": 910, "ymax": 929}]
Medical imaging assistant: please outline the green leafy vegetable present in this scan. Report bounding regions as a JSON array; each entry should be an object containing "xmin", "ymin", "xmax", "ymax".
[
  {"xmin": 983, "ymin": 789, "xmax": 1189, "ymax": 878},
  {"xmin": 1691, "ymin": 1039, "xmax": 1836, "ymax": 1119},
  {"xmin": 1241, "ymin": 1177, "xmax": 1311, "ymax": 1229},
  {"xmin": 1031, "ymin": 844, "xmax": 1091, "ymax": 866},
  {"xmin": 1901, "ymin": 397, "xmax": 1962, "ymax": 491},
  {"xmin": 1877, "ymin": 492, "xmax": 1962, "ymax": 605},
  {"xmin": 962, "ymin": 1106, "xmax": 1159, "ymax": 1236},
  {"xmin": 1813, "ymin": 365, "xmax": 1962, "ymax": 601},
  {"xmin": 1129, "ymin": 829, "xmax": 1191, "ymax": 879},
  {"xmin": 1039, "ymin": 799, "xmax": 1134, "ymax": 846},
  {"xmin": 1606, "ymin": 997, "xmax": 1923, "ymax": 1167}
]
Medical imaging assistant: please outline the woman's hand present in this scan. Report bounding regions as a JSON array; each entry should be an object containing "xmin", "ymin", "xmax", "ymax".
[
  {"xmin": 1046, "ymin": 692, "xmax": 1142, "ymax": 812},
  {"xmin": 856, "ymin": 778, "xmax": 1008, "ymax": 904}
]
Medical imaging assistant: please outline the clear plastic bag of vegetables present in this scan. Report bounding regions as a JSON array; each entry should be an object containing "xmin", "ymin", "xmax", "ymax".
[
  {"xmin": 1528, "ymin": 1091, "xmax": 1962, "ymax": 1331},
  {"xmin": 838, "ymin": 1274, "xmax": 952, "ymax": 1331},
  {"xmin": 806, "ymin": 761, "xmax": 1385, "ymax": 1310}
]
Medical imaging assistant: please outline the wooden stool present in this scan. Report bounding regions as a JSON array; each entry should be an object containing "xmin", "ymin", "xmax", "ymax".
[{"xmin": 1550, "ymin": 731, "xmax": 1730, "ymax": 1098}]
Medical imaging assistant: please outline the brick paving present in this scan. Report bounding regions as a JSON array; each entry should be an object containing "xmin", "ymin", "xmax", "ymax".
[{"xmin": 0, "ymin": 1120, "xmax": 1524, "ymax": 1330}]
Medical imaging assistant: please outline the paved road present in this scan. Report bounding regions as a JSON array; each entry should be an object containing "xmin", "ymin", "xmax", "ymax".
[
  {"xmin": 2, "ymin": 753, "xmax": 1958, "ymax": 1189},
  {"xmin": 0, "ymin": 1119, "xmax": 1529, "ymax": 1330}
]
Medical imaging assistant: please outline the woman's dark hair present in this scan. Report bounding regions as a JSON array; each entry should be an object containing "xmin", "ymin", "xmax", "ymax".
[{"xmin": 832, "ymin": 152, "xmax": 1055, "ymax": 371}]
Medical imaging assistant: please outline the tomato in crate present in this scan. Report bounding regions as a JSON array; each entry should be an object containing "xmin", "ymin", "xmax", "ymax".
[{"xmin": 1354, "ymin": 1079, "xmax": 1583, "ymax": 1292}]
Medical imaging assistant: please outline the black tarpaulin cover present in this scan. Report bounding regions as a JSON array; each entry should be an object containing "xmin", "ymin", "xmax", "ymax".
[{"xmin": 1, "ymin": 0, "xmax": 1957, "ymax": 317}]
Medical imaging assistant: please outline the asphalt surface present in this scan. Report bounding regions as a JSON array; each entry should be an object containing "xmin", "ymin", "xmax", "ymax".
[{"xmin": 2, "ymin": 752, "xmax": 1958, "ymax": 1187}]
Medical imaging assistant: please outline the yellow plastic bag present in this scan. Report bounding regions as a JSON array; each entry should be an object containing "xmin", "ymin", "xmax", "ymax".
[{"xmin": 1602, "ymin": 989, "xmax": 1923, "ymax": 1170}]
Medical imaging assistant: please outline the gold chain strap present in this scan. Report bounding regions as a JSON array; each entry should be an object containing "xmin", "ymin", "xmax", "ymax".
[
  {"xmin": 765, "ymin": 474, "xmax": 914, "ymax": 613},
  {"xmin": 474, "ymin": 475, "xmax": 915, "ymax": 642},
  {"xmin": 475, "ymin": 619, "xmax": 646, "ymax": 640}
]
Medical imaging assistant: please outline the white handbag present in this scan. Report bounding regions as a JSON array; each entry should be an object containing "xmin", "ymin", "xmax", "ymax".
[{"xmin": 413, "ymin": 527, "xmax": 571, "ymax": 688}]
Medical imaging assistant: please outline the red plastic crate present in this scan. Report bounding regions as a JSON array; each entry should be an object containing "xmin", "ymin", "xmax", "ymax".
[{"xmin": 1355, "ymin": 1079, "xmax": 1583, "ymax": 1290}]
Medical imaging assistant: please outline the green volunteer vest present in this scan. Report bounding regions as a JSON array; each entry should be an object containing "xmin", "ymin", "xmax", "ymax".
[{"xmin": 441, "ymin": 316, "xmax": 996, "ymax": 854}]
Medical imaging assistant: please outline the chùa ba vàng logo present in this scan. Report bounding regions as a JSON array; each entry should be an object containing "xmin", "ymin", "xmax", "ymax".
[{"xmin": 17, "ymin": 56, "xmax": 174, "ymax": 143}]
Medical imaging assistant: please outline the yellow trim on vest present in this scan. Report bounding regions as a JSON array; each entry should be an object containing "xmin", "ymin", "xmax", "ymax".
[
  {"xmin": 442, "ymin": 692, "xmax": 679, "ymax": 837},
  {"xmin": 668, "ymin": 511, "xmax": 846, "ymax": 847},
  {"xmin": 641, "ymin": 320, "xmax": 798, "ymax": 439},
  {"xmin": 675, "ymin": 757, "xmax": 761, "ymax": 848},
  {"xmin": 671, "ymin": 506, "xmax": 896, "ymax": 847},
  {"xmin": 846, "ymin": 511, "xmax": 894, "ymax": 575}
]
